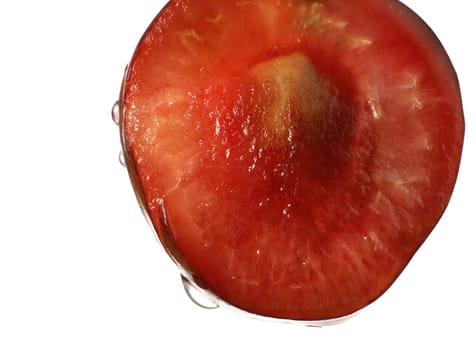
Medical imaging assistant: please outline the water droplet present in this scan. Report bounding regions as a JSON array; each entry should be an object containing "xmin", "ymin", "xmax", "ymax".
[
  {"xmin": 181, "ymin": 275, "xmax": 219, "ymax": 310},
  {"xmin": 118, "ymin": 151, "xmax": 126, "ymax": 167},
  {"xmin": 367, "ymin": 99, "xmax": 381, "ymax": 120},
  {"xmin": 111, "ymin": 101, "xmax": 120, "ymax": 125}
]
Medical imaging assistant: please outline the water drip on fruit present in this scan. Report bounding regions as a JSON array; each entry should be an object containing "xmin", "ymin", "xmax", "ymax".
[
  {"xmin": 181, "ymin": 275, "xmax": 219, "ymax": 310},
  {"xmin": 111, "ymin": 101, "xmax": 120, "ymax": 125},
  {"xmin": 119, "ymin": 151, "xmax": 126, "ymax": 167}
]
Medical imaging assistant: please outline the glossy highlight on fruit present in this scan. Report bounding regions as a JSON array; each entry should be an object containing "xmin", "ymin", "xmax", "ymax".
[{"xmin": 118, "ymin": 0, "xmax": 464, "ymax": 323}]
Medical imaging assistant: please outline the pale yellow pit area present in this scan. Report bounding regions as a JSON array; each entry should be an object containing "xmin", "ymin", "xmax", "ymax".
[{"xmin": 249, "ymin": 53, "xmax": 337, "ymax": 144}]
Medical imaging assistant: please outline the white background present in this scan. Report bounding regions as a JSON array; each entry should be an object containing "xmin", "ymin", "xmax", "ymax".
[{"xmin": 0, "ymin": 1, "xmax": 474, "ymax": 349}]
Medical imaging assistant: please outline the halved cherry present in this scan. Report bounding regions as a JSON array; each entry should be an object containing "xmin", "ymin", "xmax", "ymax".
[{"xmin": 118, "ymin": 0, "xmax": 464, "ymax": 322}]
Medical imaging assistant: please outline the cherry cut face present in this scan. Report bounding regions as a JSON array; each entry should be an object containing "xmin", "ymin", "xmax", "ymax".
[{"xmin": 116, "ymin": 0, "xmax": 464, "ymax": 324}]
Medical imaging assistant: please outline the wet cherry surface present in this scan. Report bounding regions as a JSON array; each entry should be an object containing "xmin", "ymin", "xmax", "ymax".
[{"xmin": 120, "ymin": 0, "xmax": 464, "ymax": 321}]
